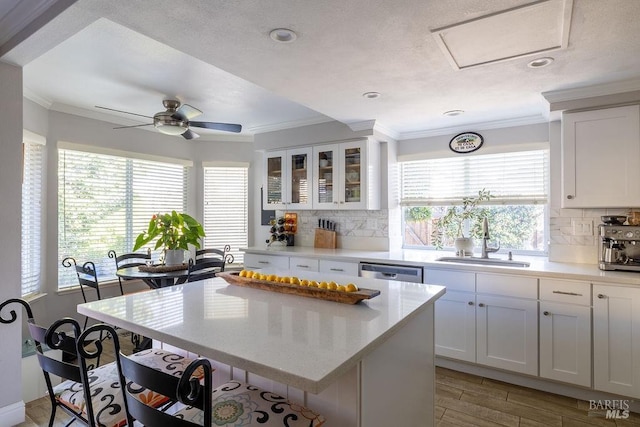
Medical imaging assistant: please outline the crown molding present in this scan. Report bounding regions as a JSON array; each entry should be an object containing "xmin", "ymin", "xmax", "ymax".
[
  {"xmin": 542, "ymin": 79, "xmax": 640, "ymax": 104},
  {"xmin": 23, "ymin": 86, "xmax": 52, "ymax": 108},
  {"xmin": 248, "ymin": 115, "xmax": 332, "ymax": 134},
  {"xmin": 397, "ymin": 115, "xmax": 548, "ymax": 140}
]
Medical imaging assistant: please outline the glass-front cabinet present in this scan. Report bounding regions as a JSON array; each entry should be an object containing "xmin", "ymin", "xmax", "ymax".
[
  {"xmin": 313, "ymin": 139, "xmax": 379, "ymax": 210},
  {"xmin": 264, "ymin": 147, "xmax": 312, "ymax": 210}
]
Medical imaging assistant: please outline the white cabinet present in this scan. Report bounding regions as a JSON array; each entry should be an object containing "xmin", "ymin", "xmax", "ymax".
[
  {"xmin": 289, "ymin": 256, "xmax": 319, "ymax": 272},
  {"xmin": 243, "ymin": 253, "xmax": 290, "ymax": 270},
  {"xmin": 264, "ymin": 147, "xmax": 313, "ymax": 210},
  {"xmin": 319, "ymin": 259, "xmax": 358, "ymax": 277},
  {"xmin": 561, "ymin": 105, "xmax": 640, "ymax": 207},
  {"xmin": 539, "ymin": 278, "xmax": 592, "ymax": 387},
  {"xmin": 313, "ymin": 139, "xmax": 380, "ymax": 210},
  {"xmin": 593, "ymin": 284, "xmax": 640, "ymax": 398}
]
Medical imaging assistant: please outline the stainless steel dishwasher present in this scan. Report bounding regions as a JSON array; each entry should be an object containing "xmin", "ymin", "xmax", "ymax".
[{"xmin": 358, "ymin": 262, "xmax": 423, "ymax": 283}]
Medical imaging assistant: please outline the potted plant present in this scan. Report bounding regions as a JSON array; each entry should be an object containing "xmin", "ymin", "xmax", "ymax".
[
  {"xmin": 133, "ymin": 211, "xmax": 205, "ymax": 266},
  {"xmin": 431, "ymin": 189, "xmax": 492, "ymax": 253}
]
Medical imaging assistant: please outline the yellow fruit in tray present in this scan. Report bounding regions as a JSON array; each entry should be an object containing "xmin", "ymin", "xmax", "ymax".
[
  {"xmin": 318, "ymin": 281, "xmax": 328, "ymax": 289},
  {"xmin": 300, "ymin": 279, "xmax": 310, "ymax": 286},
  {"xmin": 267, "ymin": 274, "xmax": 278, "ymax": 282},
  {"xmin": 259, "ymin": 274, "xmax": 268, "ymax": 281},
  {"xmin": 251, "ymin": 272, "xmax": 261, "ymax": 279},
  {"xmin": 239, "ymin": 270, "xmax": 248, "ymax": 277},
  {"xmin": 327, "ymin": 282, "xmax": 338, "ymax": 291},
  {"xmin": 336, "ymin": 285, "xmax": 346, "ymax": 292},
  {"xmin": 308, "ymin": 280, "xmax": 318, "ymax": 287},
  {"xmin": 290, "ymin": 277, "xmax": 300, "ymax": 285},
  {"xmin": 345, "ymin": 283, "xmax": 359, "ymax": 292},
  {"xmin": 279, "ymin": 276, "xmax": 290, "ymax": 284}
]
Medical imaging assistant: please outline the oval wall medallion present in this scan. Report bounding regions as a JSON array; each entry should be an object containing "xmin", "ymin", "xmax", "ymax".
[{"xmin": 449, "ymin": 132, "xmax": 483, "ymax": 154}]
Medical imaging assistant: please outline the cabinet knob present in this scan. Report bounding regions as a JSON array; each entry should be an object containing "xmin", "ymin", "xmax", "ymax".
[
  {"xmin": 597, "ymin": 293, "xmax": 606, "ymax": 299},
  {"xmin": 567, "ymin": 195, "xmax": 574, "ymax": 199},
  {"xmin": 543, "ymin": 311, "xmax": 550, "ymax": 316},
  {"xmin": 478, "ymin": 303, "xmax": 485, "ymax": 307},
  {"xmin": 468, "ymin": 301, "xmax": 474, "ymax": 306}
]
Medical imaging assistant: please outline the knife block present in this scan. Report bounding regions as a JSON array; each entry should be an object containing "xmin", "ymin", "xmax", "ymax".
[{"xmin": 314, "ymin": 228, "xmax": 337, "ymax": 249}]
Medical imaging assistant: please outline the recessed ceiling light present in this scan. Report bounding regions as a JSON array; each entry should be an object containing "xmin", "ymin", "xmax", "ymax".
[
  {"xmin": 443, "ymin": 110, "xmax": 464, "ymax": 117},
  {"xmin": 269, "ymin": 28, "xmax": 297, "ymax": 43},
  {"xmin": 527, "ymin": 57, "xmax": 554, "ymax": 68},
  {"xmin": 362, "ymin": 92, "xmax": 381, "ymax": 99}
]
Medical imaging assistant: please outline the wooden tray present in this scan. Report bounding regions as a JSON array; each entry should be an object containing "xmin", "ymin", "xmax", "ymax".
[
  {"xmin": 138, "ymin": 263, "xmax": 187, "ymax": 273},
  {"xmin": 217, "ymin": 272, "xmax": 379, "ymax": 304}
]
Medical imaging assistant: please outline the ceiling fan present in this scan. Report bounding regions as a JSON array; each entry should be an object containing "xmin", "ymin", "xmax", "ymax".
[{"xmin": 95, "ymin": 99, "xmax": 242, "ymax": 139}]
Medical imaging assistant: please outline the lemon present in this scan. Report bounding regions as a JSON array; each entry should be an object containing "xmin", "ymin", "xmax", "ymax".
[
  {"xmin": 300, "ymin": 279, "xmax": 310, "ymax": 286},
  {"xmin": 327, "ymin": 282, "xmax": 338, "ymax": 291},
  {"xmin": 267, "ymin": 274, "xmax": 278, "ymax": 282},
  {"xmin": 239, "ymin": 270, "xmax": 248, "ymax": 277},
  {"xmin": 290, "ymin": 277, "xmax": 300, "ymax": 285},
  {"xmin": 308, "ymin": 280, "xmax": 318, "ymax": 287},
  {"xmin": 251, "ymin": 272, "xmax": 261, "ymax": 279},
  {"xmin": 279, "ymin": 276, "xmax": 290, "ymax": 284},
  {"xmin": 259, "ymin": 274, "xmax": 268, "ymax": 281},
  {"xmin": 345, "ymin": 283, "xmax": 359, "ymax": 292},
  {"xmin": 318, "ymin": 281, "xmax": 328, "ymax": 289},
  {"xmin": 336, "ymin": 285, "xmax": 346, "ymax": 292}
]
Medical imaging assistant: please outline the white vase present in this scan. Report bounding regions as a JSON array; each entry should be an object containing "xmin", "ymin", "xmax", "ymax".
[
  {"xmin": 164, "ymin": 249, "xmax": 185, "ymax": 266},
  {"xmin": 454, "ymin": 237, "xmax": 474, "ymax": 256}
]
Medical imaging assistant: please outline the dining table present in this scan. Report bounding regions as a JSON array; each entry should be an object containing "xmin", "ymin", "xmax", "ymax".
[
  {"xmin": 78, "ymin": 270, "xmax": 445, "ymax": 426},
  {"xmin": 116, "ymin": 265, "xmax": 189, "ymax": 289}
]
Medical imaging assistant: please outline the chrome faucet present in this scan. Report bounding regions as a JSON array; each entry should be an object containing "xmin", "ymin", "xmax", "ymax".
[{"xmin": 480, "ymin": 217, "xmax": 500, "ymax": 259}]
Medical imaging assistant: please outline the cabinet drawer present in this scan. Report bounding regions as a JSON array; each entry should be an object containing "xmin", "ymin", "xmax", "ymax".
[
  {"xmin": 319, "ymin": 259, "xmax": 358, "ymax": 276},
  {"xmin": 243, "ymin": 253, "xmax": 289, "ymax": 270},
  {"xmin": 540, "ymin": 279, "xmax": 591, "ymax": 305},
  {"xmin": 289, "ymin": 257, "xmax": 319, "ymax": 272},
  {"xmin": 476, "ymin": 273, "xmax": 537, "ymax": 299},
  {"xmin": 425, "ymin": 269, "xmax": 475, "ymax": 292}
]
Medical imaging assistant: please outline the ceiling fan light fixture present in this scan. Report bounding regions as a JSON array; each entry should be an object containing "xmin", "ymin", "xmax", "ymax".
[
  {"xmin": 270, "ymin": 28, "xmax": 297, "ymax": 43},
  {"xmin": 154, "ymin": 112, "xmax": 188, "ymax": 135}
]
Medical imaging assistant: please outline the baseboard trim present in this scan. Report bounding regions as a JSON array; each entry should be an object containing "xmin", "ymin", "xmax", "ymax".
[{"xmin": 0, "ymin": 400, "xmax": 25, "ymax": 426}]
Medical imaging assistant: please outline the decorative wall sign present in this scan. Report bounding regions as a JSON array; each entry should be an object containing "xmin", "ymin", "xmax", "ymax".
[{"xmin": 449, "ymin": 132, "xmax": 483, "ymax": 154}]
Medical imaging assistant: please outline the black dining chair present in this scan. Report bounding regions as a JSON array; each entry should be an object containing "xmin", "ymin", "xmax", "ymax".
[
  {"xmin": 61, "ymin": 257, "xmax": 103, "ymax": 329},
  {"xmin": 195, "ymin": 244, "xmax": 234, "ymax": 270},
  {"xmin": 108, "ymin": 248, "xmax": 152, "ymax": 295},
  {"xmin": 114, "ymin": 349, "xmax": 326, "ymax": 426},
  {"xmin": 0, "ymin": 298, "xmax": 126, "ymax": 427},
  {"xmin": 187, "ymin": 258, "xmax": 224, "ymax": 282}
]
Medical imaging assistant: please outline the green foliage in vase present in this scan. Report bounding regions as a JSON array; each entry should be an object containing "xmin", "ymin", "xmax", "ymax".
[
  {"xmin": 431, "ymin": 189, "xmax": 492, "ymax": 249},
  {"xmin": 133, "ymin": 211, "xmax": 205, "ymax": 252}
]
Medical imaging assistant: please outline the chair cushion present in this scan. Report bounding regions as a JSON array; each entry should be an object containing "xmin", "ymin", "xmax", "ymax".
[
  {"xmin": 176, "ymin": 380, "xmax": 325, "ymax": 426},
  {"xmin": 54, "ymin": 349, "xmax": 202, "ymax": 427}
]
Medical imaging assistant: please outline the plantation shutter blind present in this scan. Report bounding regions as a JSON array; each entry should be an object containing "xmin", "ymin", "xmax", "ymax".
[
  {"xmin": 400, "ymin": 149, "xmax": 549, "ymax": 206},
  {"xmin": 58, "ymin": 147, "xmax": 187, "ymax": 289},
  {"xmin": 22, "ymin": 142, "xmax": 44, "ymax": 296},
  {"xmin": 203, "ymin": 165, "xmax": 248, "ymax": 265}
]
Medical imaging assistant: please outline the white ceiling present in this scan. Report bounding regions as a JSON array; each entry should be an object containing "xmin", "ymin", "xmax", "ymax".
[{"xmin": 1, "ymin": 0, "xmax": 640, "ymax": 141}]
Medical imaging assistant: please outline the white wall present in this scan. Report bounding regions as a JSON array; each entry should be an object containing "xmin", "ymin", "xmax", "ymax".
[{"xmin": 0, "ymin": 62, "xmax": 26, "ymax": 426}]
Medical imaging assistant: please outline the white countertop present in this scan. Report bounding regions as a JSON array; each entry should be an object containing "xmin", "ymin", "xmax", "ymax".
[
  {"xmin": 244, "ymin": 246, "xmax": 640, "ymax": 286},
  {"xmin": 78, "ymin": 274, "xmax": 445, "ymax": 393}
]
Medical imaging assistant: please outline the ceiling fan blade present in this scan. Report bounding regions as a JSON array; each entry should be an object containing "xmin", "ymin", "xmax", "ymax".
[
  {"xmin": 189, "ymin": 121, "xmax": 242, "ymax": 133},
  {"xmin": 95, "ymin": 105, "xmax": 153, "ymax": 119},
  {"xmin": 174, "ymin": 104, "xmax": 202, "ymax": 120},
  {"xmin": 113, "ymin": 123, "xmax": 154, "ymax": 129},
  {"xmin": 181, "ymin": 129, "xmax": 200, "ymax": 140}
]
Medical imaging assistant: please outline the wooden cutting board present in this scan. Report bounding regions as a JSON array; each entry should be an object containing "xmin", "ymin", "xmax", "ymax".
[{"xmin": 314, "ymin": 228, "xmax": 336, "ymax": 249}]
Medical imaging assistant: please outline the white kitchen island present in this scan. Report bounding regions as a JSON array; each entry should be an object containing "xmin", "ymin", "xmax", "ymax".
[{"xmin": 78, "ymin": 272, "xmax": 445, "ymax": 427}]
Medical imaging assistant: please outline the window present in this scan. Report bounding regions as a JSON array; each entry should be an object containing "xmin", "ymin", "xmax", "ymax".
[
  {"xmin": 400, "ymin": 149, "xmax": 549, "ymax": 253},
  {"xmin": 22, "ymin": 138, "xmax": 45, "ymax": 296},
  {"xmin": 203, "ymin": 164, "xmax": 248, "ymax": 265},
  {"xmin": 58, "ymin": 146, "xmax": 189, "ymax": 289}
]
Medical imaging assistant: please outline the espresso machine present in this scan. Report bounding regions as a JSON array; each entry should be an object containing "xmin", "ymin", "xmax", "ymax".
[{"xmin": 599, "ymin": 224, "xmax": 640, "ymax": 271}]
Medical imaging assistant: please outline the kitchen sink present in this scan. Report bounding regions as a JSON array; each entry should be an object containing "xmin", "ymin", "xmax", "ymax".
[{"xmin": 435, "ymin": 256, "xmax": 530, "ymax": 268}]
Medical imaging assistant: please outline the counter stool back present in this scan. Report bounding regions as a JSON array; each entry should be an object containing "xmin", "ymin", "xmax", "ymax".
[{"xmin": 108, "ymin": 248, "xmax": 152, "ymax": 295}]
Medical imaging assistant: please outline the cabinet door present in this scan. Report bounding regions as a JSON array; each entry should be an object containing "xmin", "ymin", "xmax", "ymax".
[
  {"xmin": 340, "ymin": 140, "xmax": 367, "ymax": 209},
  {"xmin": 476, "ymin": 295, "xmax": 538, "ymax": 375},
  {"xmin": 286, "ymin": 147, "xmax": 312, "ymax": 209},
  {"xmin": 435, "ymin": 291, "xmax": 476, "ymax": 362},
  {"xmin": 539, "ymin": 301, "xmax": 591, "ymax": 387},
  {"xmin": 313, "ymin": 144, "xmax": 340, "ymax": 209},
  {"xmin": 318, "ymin": 259, "xmax": 358, "ymax": 276},
  {"xmin": 243, "ymin": 253, "xmax": 290, "ymax": 270},
  {"xmin": 562, "ymin": 105, "xmax": 640, "ymax": 207},
  {"xmin": 593, "ymin": 284, "xmax": 640, "ymax": 398},
  {"xmin": 264, "ymin": 150, "xmax": 286, "ymax": 210}
]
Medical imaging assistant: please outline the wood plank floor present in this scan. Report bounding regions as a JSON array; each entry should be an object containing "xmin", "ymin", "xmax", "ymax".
[{"xmin": 19, "ymin": 355, "xmax": 640, "ymax": 426}]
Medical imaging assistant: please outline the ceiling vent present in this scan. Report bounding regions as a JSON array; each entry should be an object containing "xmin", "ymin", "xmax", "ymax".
[{"xmin": 431, "ymin": 0, "xmax": 573, "ymax": 70}]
